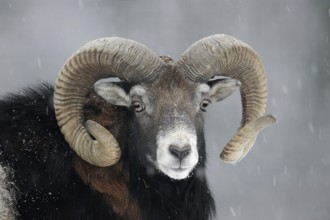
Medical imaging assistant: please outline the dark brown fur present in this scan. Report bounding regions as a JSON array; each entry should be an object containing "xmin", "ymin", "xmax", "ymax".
[{"xmin": 73, "ymin": 158, "xmax": 142, "ymax": 220}]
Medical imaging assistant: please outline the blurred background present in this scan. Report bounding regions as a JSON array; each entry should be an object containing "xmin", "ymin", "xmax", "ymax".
[{"xmin": 1, "ymin": 0, "xmax": 329, "ymax": 219}]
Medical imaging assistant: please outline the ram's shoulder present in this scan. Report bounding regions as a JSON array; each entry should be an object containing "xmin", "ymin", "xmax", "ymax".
[{"xmin": 0, "ymin": 83, "xmax": 55, "ymax": 122}]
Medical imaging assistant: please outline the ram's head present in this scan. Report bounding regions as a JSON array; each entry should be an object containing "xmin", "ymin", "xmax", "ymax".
[{"xmin": 54, "ymin": 35, "xmax": 275, "ymax": 180}]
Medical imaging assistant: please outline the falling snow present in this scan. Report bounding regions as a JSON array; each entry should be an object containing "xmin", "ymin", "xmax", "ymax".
[
  {"xmin": 273, "ymin": 175, "xmax": 277, "ymax": 187},
  {"xmin": 308, "ymin": 123, "xmax": 315, "ymax": 133},
  {"xmin": 229, "ymin": 207, "xmax": 237, "ymax": 217},
  {"xmin": 285, "ymin": 6, "xmax": 291, "ymax": 12},
  {"xmin": 281, "ymin": 84, "xmax": 288, "ymax": 94},
  {"xmin": 37, "ymin": 58, "xmax": 42, "ymax": 69}
]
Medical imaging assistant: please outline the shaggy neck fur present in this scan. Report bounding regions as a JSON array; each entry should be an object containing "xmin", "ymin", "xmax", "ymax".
[{"xmin": 123, "ymin": 123, "xmax": 216, "ymax": 220}]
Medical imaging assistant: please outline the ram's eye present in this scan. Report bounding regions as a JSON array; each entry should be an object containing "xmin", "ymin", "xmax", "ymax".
[
  {"xmin": 200, "ymin": 99, "xmax": 211, "ymax": 112},
  {"xmin": 132, "ymin": 101, "xmax": 145, "ymax": 113}
]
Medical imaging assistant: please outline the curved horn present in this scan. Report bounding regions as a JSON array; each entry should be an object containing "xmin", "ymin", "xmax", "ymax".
[
  {"xmin": 176, "ymin": 34, "xmax": 276, "ymax": 163},
  {"xmin": 54, "ymin": 37, "xmax": 164, "ymax": 167}
]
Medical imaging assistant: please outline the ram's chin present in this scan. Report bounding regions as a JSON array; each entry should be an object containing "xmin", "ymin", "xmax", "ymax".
[{"xmin": 159, "ymin": 165, "xmax": 193, "ymax": 180}]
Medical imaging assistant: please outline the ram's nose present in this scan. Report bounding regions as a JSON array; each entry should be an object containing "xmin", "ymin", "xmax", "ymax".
[{"xmin": 169, "ymin": 145, "xmax": 191, "ymax": 160}]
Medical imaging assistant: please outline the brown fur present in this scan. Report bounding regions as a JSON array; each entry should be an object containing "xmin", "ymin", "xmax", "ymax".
[
  {"xmin": 73, "ymin": 158, "xmax": 141, "ymax": 220},
  {"xmin": 72, "ymin": 89, "xmax": 142, "ymax": 220}
]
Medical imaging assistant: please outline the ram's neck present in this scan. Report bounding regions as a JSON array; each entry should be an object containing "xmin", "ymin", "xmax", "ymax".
[{"xmin": 125, "ymin": 157, "xmax": 215, "ymax": 220}]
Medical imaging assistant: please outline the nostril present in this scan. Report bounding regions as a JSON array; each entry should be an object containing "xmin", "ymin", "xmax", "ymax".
[
  {"xmin": 169, "ymin": 145, "xmax": 181, "ymax": 158},
  {"xmin": 181, "ymin": 145, "xmax": 191, "ymax": 158},
  {"xmin": 169, "ymin": 145, "xmax": 191, "ymax": 160}
]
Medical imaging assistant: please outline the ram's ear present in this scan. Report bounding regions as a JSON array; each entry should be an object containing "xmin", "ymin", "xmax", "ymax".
[
  {"xmin": 208, "ymin": 78, "xmax": 241, "ymax": 103},
  {"xmin": 94, "ymin": 82, "xmax": 131, "ymax": 107}
]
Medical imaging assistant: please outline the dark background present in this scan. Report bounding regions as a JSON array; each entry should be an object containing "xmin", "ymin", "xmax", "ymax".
[{"xmin": 1, "ymin": 0, "xmax": 329, "ymax": 219}]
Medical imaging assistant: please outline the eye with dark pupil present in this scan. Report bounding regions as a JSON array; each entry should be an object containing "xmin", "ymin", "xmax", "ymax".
[
  {"xmin": 132, "ymin": 101, "xmax": 144, "ymax": 112},
  {"xmin": 200, "ymin": 99, "xmax": 210, "ymax": 111}
]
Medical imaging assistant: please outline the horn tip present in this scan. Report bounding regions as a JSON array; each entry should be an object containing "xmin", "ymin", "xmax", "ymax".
[
  {"xmin": 263, "ymin": 114, "xmax": 277, "ymax": 124},
  {"xmin": 220, "ymin": 151, "xmax": 243, "ymax": 164},
  {"xmin": 270, "ymin": 114, "xmax": 277, "ymax": 122}
]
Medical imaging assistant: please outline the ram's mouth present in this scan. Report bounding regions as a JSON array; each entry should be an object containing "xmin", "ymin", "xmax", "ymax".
[
  {"xmin": 158, "ymin": 164, "xmax": 193, "ymax": 180},
  {"xmin": 171, "ymin": 167, "xmax": 188, "ymax": 171},
  {"xmin": 147, "ymin": 155, "xmax": 195, "ymax": 180}
]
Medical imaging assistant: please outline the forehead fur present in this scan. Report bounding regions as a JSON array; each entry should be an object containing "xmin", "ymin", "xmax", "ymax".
[{"xmin": 148, "ymin": 65, "xmax": 198, "ymax": 105}]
